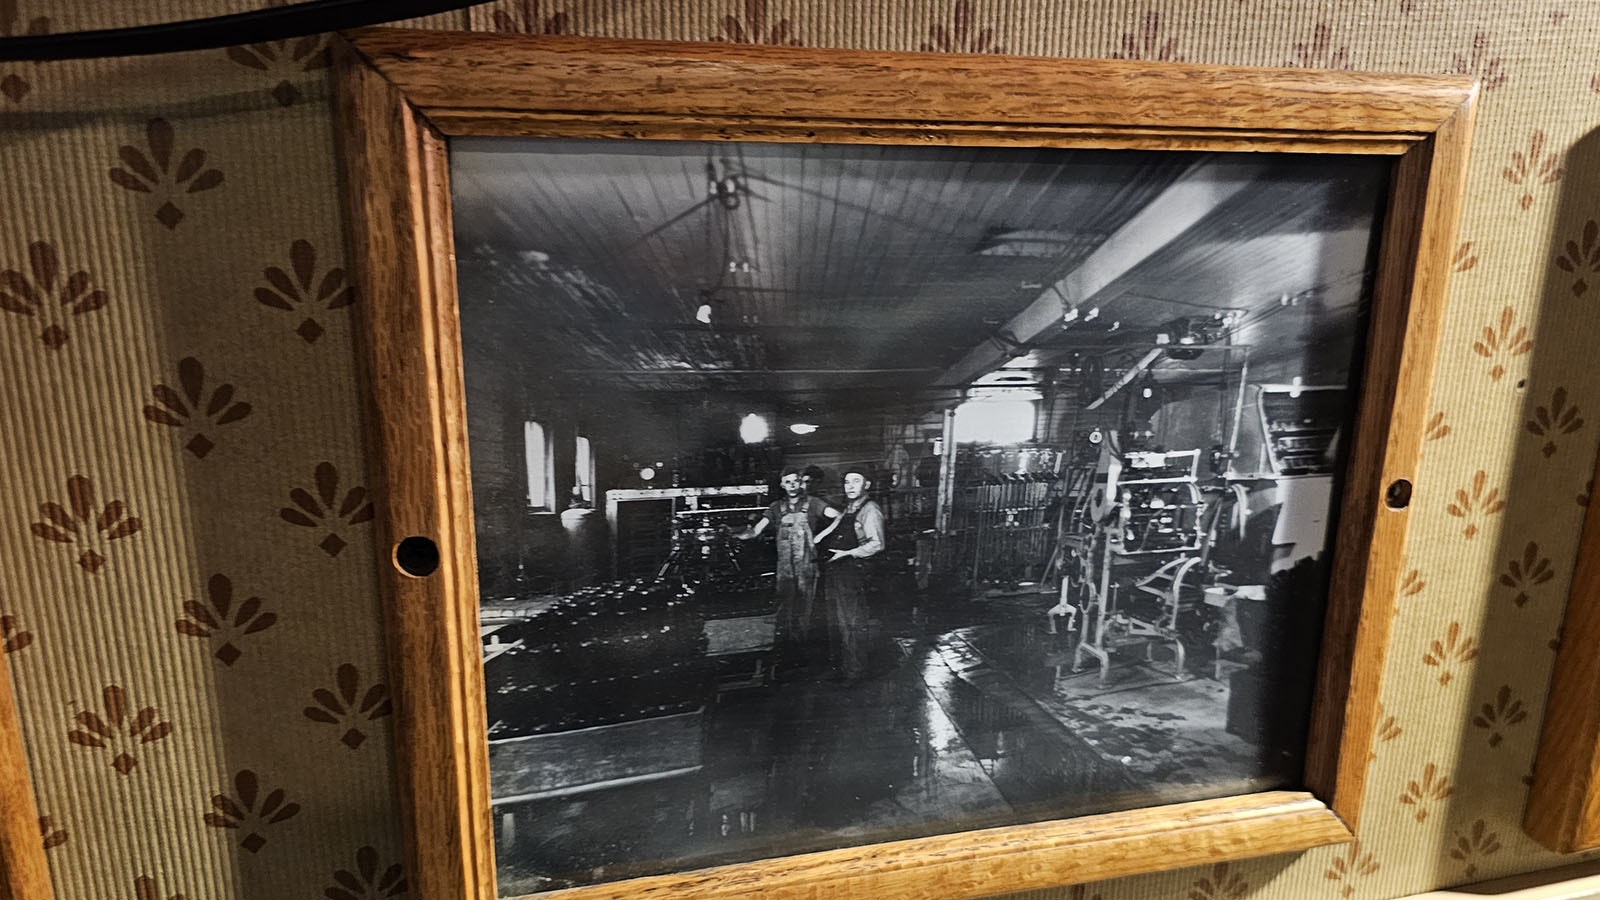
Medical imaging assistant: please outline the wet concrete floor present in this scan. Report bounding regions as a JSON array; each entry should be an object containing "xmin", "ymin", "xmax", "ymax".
[{"xmin": 494, "ymin": 597, "xmax": 1288, "ymax": 894}]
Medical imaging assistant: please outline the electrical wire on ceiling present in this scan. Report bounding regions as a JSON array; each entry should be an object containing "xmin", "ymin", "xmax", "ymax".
[{"xmin": 0, "ymin": 0, "xmax": 478, "ymax": 62}]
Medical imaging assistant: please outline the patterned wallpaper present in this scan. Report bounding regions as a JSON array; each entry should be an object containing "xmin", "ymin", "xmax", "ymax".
[{"xmin": 3, "ymin": 1, "xmax": 1600, "ymax": 898}]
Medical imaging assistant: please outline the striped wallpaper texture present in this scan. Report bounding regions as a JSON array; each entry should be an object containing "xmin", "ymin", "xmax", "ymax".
[{"xmin": 3, "ymin": 1, "xmax": 1600, "ymax": 898}]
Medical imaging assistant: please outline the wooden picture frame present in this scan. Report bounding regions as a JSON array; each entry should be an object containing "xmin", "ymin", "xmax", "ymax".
[
  {"xmin": 1526, "ymin": 455, "xmax": 1600, "ymax": 851},
  {"xmin": 1, "ymin": 641, "xmax": 51, "ymax": 900},
  {"xmin": 333, "ymin": 28, "xmax": 1475, "ymax": 900}
]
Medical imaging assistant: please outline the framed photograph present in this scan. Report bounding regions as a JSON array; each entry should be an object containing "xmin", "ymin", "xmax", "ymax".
[
  {"xmin": 1527, "ymin": 452, "xmax": 1600, "ymax": 852},
  {"xmin": 334, "ymin": 30, "xmax": 1475, "ymax": 900}
]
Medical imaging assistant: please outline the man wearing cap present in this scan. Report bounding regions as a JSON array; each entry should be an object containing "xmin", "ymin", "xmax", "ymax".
[
  {"xmin": 815, "ymin": 470, "xmax": 886, "ymax": 682},
  {"xmin": 739, "ymin": 467, "xmax": 839, "ymax": 668}
]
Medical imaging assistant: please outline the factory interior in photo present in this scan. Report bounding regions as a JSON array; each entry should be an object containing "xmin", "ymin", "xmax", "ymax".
[{"xmin": 450, "ymin": 137, "xmax": 1389, "ymax": 894}]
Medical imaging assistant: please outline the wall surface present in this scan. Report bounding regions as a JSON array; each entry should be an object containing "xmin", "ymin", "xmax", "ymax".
[{"xmin": 3, "ymin": 2, "xmax": 1600, "ymax": 899}]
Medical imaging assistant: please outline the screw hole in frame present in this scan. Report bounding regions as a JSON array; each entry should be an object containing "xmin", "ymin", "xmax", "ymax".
[
  {"xmin": 394, "ymin": 536, "xmax": 441, "ymax": 577},
  {"xmin": 1384, "ymin": 479, "xmax": 1412, "ymax": 510}
]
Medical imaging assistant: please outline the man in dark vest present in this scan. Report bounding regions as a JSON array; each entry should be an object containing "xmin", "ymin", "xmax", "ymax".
[
  {"xmin": 738, "ymin": 467, "xmax": 838, "ymax": 670},
  {"xmin": 816, "ymin": 470, "xmax": 886, "ymax": 682}
]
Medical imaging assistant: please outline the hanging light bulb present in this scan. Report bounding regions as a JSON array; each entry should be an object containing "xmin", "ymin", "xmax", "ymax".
[
  {"xmin": 740, "ymin": 413, "xmax": 769, "ymax": 443},
  {"xmin": 696, "ymin": 303, "xmax": 713, "ymax": 324}
]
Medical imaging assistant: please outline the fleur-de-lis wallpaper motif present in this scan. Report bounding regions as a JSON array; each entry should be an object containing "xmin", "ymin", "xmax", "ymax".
[
  {"xmin": 1526, "ymin": 386, "xmax": 1583, "ymax": 457},
  {"xmin": 1445, "ymin": 470, "xmax": 1506, "ymax": 539},
  {"xmin": 1424, "ymin": 411, "xmax": 1450, "ymax": 441},
  {"xmin": 30, "ymin": 474, "xmax": 143, "ymax": 573},
  {"xmin": 133, "ymin": 875, "xmax": 187, "ymax": 900},
  {"xmin": 0, "ymin": 0, "xmax": 49, "ymax": 103},
  {"xmin": 223, "ymin": 37, "xmax": 331, "ymax": 107},
  {"xmin": 1555, "ymin": 219, "xmax": 1600, "ymax": 296},
  {"xmin": 1422, "ymin": 622, "xmax": 1479, "ymax": 686},
  {"xmin": 491, "ymin": 0, "xmax": 571, "ymax": 34},
  {"xmin": 2, "ymin": 613, "xmax": 32, "ymax": 653},
  {"xmin": 38, "ymin": 815, "xmax": 65, "ymax": 850},
  {"xmin": 1471, "ymin": 684, "xmax": 1528, "ymax": 747},
  {"xmin": 0, "ymin": 240, "xmax": 109, "ymax": 349},
  {"xmin": 107, "ymin": 118, "xmax": 224, "ymax": 229},
  {"xmin": 203, "ymin": 769, "xmax": 301, "ymax": 852},
  {"xmin": 142, "ymin": 357, "xmax": 253, "ymax": 459},
  {"xmin": 255, "ymin": 239, "xmax": 355, "ymax": 343},
  {"xmin": 1400, "ymin": 568, "xmax": 1425, "ymax": 598},
  {"xmin": 1324, "ymin": 841, "xmax": 1379, "ymax": 898},
  {"xmin": 1186, "ymin": 862, "xmax": 1250, "ymax": 900},
  {"xmin": 1448, "ymin": 819, "xmax": 1503, "ymax": 877},
  {"xmin": 1471, "ymin": 306, "xmax": 1532, "ymax": 381},
  {"xmin": 1500, "ymin": 541, "xmax": 1554, "ymax": 607},
  {"xmin": 325, "ymin": 845, "xmax": 407, "ymax": 900},
  {"xmin": 1287, "ymin": 24, "xmax": 1350, "ymax": 69},
  {"xmin": 304, "ymin": 664, "xmax": 392, "ymax": 750},
  {"xmin": 1503, "ymin": 130, "xmax": 1564, "ymax": 210},
  {"xmin": 1451, "ymin": 31, "xmax": 1507, "ymax": 89},
  {"xmin": 175, "ymin": 574, "xmax": 277, "ymax": 666},
  {"xmin": 280, "ymin": 462, "xmax": 375, "ymax": 557},
  {"xmin": 1453, "ymin": 241, "xmax": 1478, "ymax": 272},
  {"xmin": 66, "ymin": 685, "xmax": 172, "ymax": 775},
  {"xmin": 1113, "ymin": 10, "xmax": 1181, "ymax": 61},
  {"xmin": 1400, "ymin": 761, "xmax": 1453, "ymax": 821},
  {"xmin": 1375, "ymin": 707, "xmax": 1403, "ymax": 744},
  {"xmin": 920, "ymin": 0, "xmax": 1003, "ymax": 54},
  {"xmin": 713, "ymin": 0, "xmax": 800, "ymax": 45}
]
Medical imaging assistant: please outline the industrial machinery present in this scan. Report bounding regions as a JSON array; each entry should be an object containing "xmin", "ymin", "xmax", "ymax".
[
  {"xmin": 1064, "ymin": 446, "xmax": 1209, "ymax": 682},
  {"xmin": 1258, "ymin": 385, "xmax": 1346, "ymax": 476},
  {"xmin": 481, "ymin": 486, "xmax": 777, "ymax": 846},
  {"xmin": 604, "ymin": 485, "xmax": 769, "ymax": 580},
  {"xmin": 604, "ymin": 484, "xmax": 779, "ymax": 688}
]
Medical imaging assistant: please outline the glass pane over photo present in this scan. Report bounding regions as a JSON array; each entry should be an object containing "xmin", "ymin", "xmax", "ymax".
[{"xmin": 451, "ymin": 137, "xmax": 1388, "ymax": 895}]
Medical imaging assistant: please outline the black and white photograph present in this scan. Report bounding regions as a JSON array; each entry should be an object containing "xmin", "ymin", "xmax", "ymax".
[{"xmin": 450, "ymin": 137, "xmax": 1389, "ymax": 895}]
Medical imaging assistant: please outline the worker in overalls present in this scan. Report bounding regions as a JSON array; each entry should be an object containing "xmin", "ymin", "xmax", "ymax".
[
  {"xmin": 739, "ymin": 468, "xmax": 838, "ymax": 673},
  {"xmin": 816, "ymin": 470, "xmax": 886, "ymax": 683}
]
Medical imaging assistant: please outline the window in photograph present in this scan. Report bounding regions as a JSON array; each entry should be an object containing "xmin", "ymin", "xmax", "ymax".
[
  {"xmin": 523, "ymin": 420, "xmax": 550, "ymax": 511},
  {"xmin": 453, "ymin": 138, "xmax": 1388, "ymax": 895},
  {"xmin": 574, "ymin": 434, "xmax": 594, "ymax": 505},
  {"xmin": 954, "ymin": 393, "xmax": 1038, "ymax": 444}
]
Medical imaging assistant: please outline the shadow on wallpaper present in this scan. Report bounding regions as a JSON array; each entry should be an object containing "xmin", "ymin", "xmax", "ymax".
[{"xmin": 1431, "ymin": 125, "xmax": 1600, "ymax": 884}]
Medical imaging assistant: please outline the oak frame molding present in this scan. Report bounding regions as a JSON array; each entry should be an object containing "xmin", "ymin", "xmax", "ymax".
[
  {"xmin": 0, "ymin": 647, "xmax": 51, "ymax": 900},
  {"xmin": 332, "ymin": 28, "xmax": 1476, "ymax": 900},
  {"xmin": 1527, "ymin": 449, "xmax": 1600, "ymax": 851}
]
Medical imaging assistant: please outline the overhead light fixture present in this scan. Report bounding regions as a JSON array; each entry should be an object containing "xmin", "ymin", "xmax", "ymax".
[
  {"xmin": 789, "ymin": 423, "xmax": 818, "ymax": 435},
  {"xmin": 740, "ymin": 413, "xmax": 769, "ymax": 444}
]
